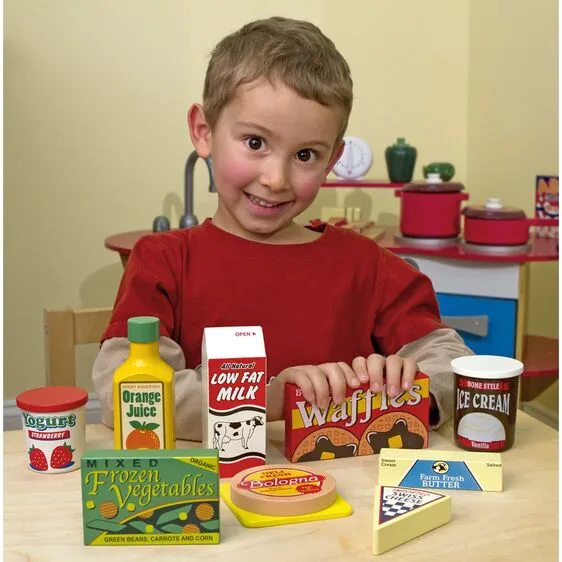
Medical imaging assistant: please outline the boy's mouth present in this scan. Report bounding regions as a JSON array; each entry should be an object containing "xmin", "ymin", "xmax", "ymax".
[
  {"xmin": 243, "ymin": 192, "xmax": 293, "ymax": 217},
  {"xmin": 244, "ymin": 192, "xmax": 289, "ymax": 208}
]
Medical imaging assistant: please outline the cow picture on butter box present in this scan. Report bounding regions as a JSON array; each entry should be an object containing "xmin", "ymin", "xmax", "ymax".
[{"xmin": 284, "ymin": 373, "xmax": 430, "ymax": 463}]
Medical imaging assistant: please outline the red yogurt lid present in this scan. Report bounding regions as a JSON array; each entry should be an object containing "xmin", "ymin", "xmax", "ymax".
[{"xmin": 16, "ymin": 386, "xmax": 88, "ymax": 413}]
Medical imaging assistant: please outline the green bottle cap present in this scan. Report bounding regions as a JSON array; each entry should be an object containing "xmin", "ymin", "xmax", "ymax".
[{"xmin": 127, "ymin": 316, "xmax": 160, "ymax": 343}]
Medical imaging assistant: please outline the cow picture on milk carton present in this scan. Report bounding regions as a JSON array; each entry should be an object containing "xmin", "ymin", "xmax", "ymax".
[{"xmin": 202, "ymin": 326, "xmax": 267, "ymax": 478}]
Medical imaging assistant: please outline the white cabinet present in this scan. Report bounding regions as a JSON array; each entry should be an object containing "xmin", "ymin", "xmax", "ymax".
[{"xmin": 403, "ymin": 255, "xmax": 521, "ymax": 358}]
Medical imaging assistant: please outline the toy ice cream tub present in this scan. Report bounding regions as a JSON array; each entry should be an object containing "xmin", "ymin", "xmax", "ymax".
[
  {"xmin": 16, "ymin": 386, "xmax": 88, "ymax": 474},
  {"xmin": 452, "ymin": 355, "xmax": 523, "ymax": 452}
]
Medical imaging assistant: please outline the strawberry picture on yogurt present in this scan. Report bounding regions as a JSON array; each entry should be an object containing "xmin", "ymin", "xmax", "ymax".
[
  {"xmin": 28, "ymin": 446, "xmax": 48, "ymax": 471},
  {"xmin": 50, "ymin": 443, "xmax": 75, "ymax": 469}
]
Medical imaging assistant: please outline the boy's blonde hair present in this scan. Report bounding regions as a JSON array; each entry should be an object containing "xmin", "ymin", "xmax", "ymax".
[{"xmin": 203, "ymin": 17, "xmax": 353, "ymax": 145}]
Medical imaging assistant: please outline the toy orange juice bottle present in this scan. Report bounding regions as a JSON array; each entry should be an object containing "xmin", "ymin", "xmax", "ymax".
[{"xmin": 113, "ymin": 316, "xmax": 175, "ymax": 449}]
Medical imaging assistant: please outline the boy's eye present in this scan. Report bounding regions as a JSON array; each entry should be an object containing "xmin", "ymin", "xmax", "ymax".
[
  {"xmin": 246, "ymin": 136, "xmax": 263, "ymax": 151},
  {"xmin": 296, "ymin": 149, "xmax": 315, "ymax": 162}
]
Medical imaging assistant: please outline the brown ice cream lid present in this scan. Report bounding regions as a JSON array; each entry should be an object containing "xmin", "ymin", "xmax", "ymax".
[
  {"xmin": 462, "ymin": 198, "xmax": 527, "ymax": 220},
  {"xmin": 402, "ymin": 174, "xmax": 465, "ymax": 193}
]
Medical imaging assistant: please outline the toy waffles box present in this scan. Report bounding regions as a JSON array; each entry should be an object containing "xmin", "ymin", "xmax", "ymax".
[
  {"xmin": 81, "ymin": 449, "xmax": 219, "ymax": 546},
  {"xmin": 284, "ymin": 373, "xmax": 430, "ymax": 463}
]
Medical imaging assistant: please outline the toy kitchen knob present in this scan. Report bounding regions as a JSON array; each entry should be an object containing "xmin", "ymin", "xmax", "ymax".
[
  {"xmin": 178, "ymin": 214, "xmax": 199, "ymax": 229},
  {"xmin": 425, "ymin": 173, "xmax": 443, "ymax": 183},
  {"xmin": 153, "ymin": 216, "xmax": 171, "ymax": 232},
  {"xmin": 485, "ymin": 198, "xmax": 503, "ymax": 209}
]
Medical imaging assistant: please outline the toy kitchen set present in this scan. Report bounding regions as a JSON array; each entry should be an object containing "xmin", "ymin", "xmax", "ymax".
[
  {"xmin": 378, "ymin": 183, "xmax": 556, "ymax": 360},
  {"xmin": 104, "ymin": 140, "xmax": 559, "ymax": 365},
  {"xmin": 321, "ymin": 136, "xmax": 559, "ymax": 364}
]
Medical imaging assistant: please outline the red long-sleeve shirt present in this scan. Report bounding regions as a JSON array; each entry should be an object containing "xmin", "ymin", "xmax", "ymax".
[{"xmin": 103, "ymin": 219, "xmax": 445, "ymax": 378}]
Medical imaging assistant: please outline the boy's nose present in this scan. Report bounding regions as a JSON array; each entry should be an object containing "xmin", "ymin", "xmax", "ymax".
[{"xmin": 260, "ymin": 159, "xmax": 289, "ymax": 192}]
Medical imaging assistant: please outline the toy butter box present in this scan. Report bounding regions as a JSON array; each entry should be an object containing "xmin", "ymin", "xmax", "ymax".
[
  {"xmin": 378, "ymin": 447, "xmax": 502, "ymax": 491},
  {"xmin": 81, "ymin": 449, "xmax": 219, "ymax": 546},
  {"xmin": 202, "ymin": 326, "xmax": 267, "ymax": 478},
  {"xmin": 284, "ymin": 373, "xmax": 430, "ymax": 462}
]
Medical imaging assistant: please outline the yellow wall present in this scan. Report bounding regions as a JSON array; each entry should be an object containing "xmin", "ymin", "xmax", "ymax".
[
  {"xmin": 468, "ymin": 0, "xmax": 559, "ymax": 338},
  {"xmin": 467, "ymin": 0, "xmax": 559, "ymax": 411},
  {"xmin": 4, "ymin": 0, "xmax": 558, "ymax": 400}
]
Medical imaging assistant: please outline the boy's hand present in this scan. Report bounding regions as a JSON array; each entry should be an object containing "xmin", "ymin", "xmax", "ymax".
[
  {"xmin": 353, "ymin": 354, "xmax": 439, "ymax": 425},
  {"xmin": 266, "ymin": 355, "xmax": 418, "ymax": 421},
  {"xmin": 351, "ymin": 354, "xmax": 418, "ymax": 398},
  {"xmin": 267, "ymin": 362, "xmax": 359, "ymax": 420},
  {"xmin": 280, "ymin": 362, "xmax": 360, "ymax": 406}
]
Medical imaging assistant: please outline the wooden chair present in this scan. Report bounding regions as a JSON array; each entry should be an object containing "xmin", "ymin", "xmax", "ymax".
[
  {"xmin": 520, "ymin": 334, "xmax": 559, "ymax": 402},
  {"xmin": 43, "ymin": 307, "xmax": 113, "ymax": 386}
]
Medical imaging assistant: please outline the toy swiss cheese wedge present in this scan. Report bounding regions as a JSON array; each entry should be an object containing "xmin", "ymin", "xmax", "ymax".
[{"xmin": 372, "ymin": 485, "xmax": 451, "ymax": 555}]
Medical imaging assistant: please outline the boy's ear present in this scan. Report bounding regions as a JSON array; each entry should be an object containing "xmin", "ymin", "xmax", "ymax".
[
  {"xmin": 325, "ymin": 140, "xmax": 345, "ymax": 174},
  {"xmin": 187, "ymin": 103, "xmax": 212, "ymax": 158}
]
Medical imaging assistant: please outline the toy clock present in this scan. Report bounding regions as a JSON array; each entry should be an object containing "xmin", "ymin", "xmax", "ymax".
[{"xmin": 332, "ymin": 136, "xmax": 373, "ymax": 180}]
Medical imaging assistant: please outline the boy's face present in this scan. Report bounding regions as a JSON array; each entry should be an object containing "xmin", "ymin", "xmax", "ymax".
[{"xmin": 189, "ymin": 78, "xmax": 344, "ymax": 242}]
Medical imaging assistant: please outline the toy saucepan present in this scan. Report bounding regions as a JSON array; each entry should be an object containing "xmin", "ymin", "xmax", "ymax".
[
  {"xmin": 395, "ymin": 177, "xmax": 469, "ymax": 239},
  {"xmin": 462, "ymin": 198, "xmax": 559, "ymax": 246}
]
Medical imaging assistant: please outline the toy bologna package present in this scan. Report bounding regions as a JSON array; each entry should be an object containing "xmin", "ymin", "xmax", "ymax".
[{"xmin": 284, "ymin": 373, "xmax": 430, "ymax": 463}]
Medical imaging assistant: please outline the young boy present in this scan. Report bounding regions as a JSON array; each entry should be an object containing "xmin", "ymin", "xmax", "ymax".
[{"xmin": 93, "ymin": 16, "xmax": 472, "ymax": 440}]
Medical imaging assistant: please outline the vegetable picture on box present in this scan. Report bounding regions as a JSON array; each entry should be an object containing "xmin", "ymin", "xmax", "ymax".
[{"xmin": 284, "ymin": 373, "xmax": 430, "ymax": 462}]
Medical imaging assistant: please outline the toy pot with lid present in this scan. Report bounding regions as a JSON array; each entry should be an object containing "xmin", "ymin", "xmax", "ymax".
[
  {"xmin": 462, "ymin": 198, "xmax": 559, "ymax": 246},
  {"xmin": 395, "ymin": 174, "xmax": 469, "ymax": 238}
]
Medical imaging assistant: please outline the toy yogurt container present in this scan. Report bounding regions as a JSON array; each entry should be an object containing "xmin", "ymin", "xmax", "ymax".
[
  {"xmin": 452, "ymin": 355, "xmax": 523, "ymax": 452},
  {"xmin": 16, "ymin": 386, "xmax": 88, "ymax": 474}
]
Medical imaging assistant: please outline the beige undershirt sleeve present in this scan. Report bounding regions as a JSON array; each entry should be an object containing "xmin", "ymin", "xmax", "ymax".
[
  {"xmin": 92, "ymin": 336, "xmax": 204, "ymax": 441},
  {"xmin": 396, "ymin": 327, "xmax": 474, "ymax": 429},
  {"xmin": 93, "ymin": 327, "xmax": 471, "ymax": 441}
]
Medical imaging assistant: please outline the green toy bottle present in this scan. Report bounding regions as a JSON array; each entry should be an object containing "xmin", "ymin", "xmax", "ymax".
[{"xmin": 385, "ymin": 137, "xmax": 417, "ymax": 182}]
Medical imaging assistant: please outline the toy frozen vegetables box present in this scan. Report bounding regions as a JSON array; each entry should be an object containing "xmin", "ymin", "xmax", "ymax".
[{"xmin": 81, "ymin": 449, "xmax": 220, "ymax": 546}]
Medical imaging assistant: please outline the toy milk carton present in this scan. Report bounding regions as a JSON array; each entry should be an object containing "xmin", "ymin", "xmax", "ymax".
[
  {"xmin": 284, "ymin": 373, "xmax": 430, "ymax": 463},
  {"xmin": 81, "ymin": 449, "xmax": 219, "ymax": 546},
  {"xmin": 202, "ymin": 326, "xmax": 267, "ymax": 478}
]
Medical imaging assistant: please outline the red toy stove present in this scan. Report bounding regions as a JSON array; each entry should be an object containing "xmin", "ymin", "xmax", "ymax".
[{"xmin": 394, "ymin": 176, "xmax": 559, "ymax": 253}]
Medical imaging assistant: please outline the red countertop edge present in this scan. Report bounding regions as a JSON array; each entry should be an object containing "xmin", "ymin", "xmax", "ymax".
[
  {"xmin": 104, "ymin": 226, "xmax": 558, "ymax": 264},
  {"xmin": 375, "ymin": 227, "xmax": 558, "ymax": 263}
]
